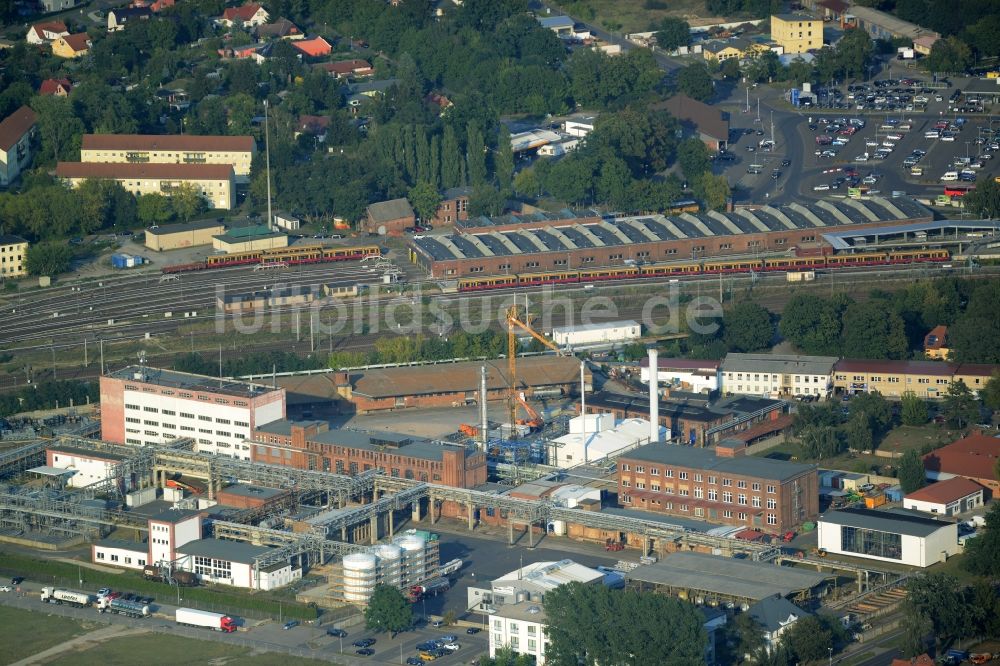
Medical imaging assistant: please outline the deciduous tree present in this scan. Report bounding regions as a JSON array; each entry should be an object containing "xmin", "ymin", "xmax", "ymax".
[
  {"xmin": 655, "ymin": 17, "xmax": 691, "ymax": 51},
  {"xmin": 722, "ymin": 302, "xmax": 772, "ymax": 352},
  {"xmin": 962, "ymin": 501, "xmax": 1000, "ymax": 577},
  {"xmin": 901, "ymin": 391, "xmax": 929, "ymax": 425},
  {"xmin": 364, "ymin": 584, "xmax": 412, "ymax": 635},
  {"xmin": 25, "ymin": 242, "xmax": 72, "ymax": 276},
  {"xmin": 408, "ymin": 181, "xmax": 442, "ymax": 224},
  {"xmin": 676, "ymin": 63, "xmax": 714, "ymax": 101},
  {"xmin": 942, "ymin": 380, "xmax": 979, "ymax": 428},
  {"xmin": 898, "ymin": 448, "xmax": 926, "ymax": 493}
]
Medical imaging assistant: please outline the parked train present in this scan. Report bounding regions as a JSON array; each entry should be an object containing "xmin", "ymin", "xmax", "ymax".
[
  {"xmin": 456, "ymin": 249, "xmax": 950, "ymax": 292},
  {"xmin": 161, "ymin": 244, "xmax": 382, "ymax": 274}
]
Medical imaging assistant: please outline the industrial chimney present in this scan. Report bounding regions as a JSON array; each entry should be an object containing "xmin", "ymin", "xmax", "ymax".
[
  {"xmin": 480, "ymin": 365, "xmax": 488, "ymax": 450},
  {"xmin": 648, "ymin": 348, "xmax": 660, "ymax": 444}
]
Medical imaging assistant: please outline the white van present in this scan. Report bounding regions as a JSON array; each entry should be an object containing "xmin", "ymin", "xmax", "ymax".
[{"xmin": 940, "ymin": 171, "xmax": 959, "ymax": 181}]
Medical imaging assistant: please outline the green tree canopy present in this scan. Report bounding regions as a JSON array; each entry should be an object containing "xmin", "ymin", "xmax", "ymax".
[
  {"xmin": 655, "ymin": 17, "xmax": 691, "ymax": 50},
  {"xmin": 926, "ymin": 35, "xmax": 973, "ymax": 74},
  {"xmin": 841, "ymin": 301, "xmax": 908, "ymax": 359},
  {"xmin": 784, "ymin": 615, "xmax": 833, "ymax": 664},
  {"xmin": 408, "ymin": 181, "xmax": 442, "ymax": 223},
  {"xmin": 677, "ymin": 138, "xmax": 711, "ymax": 183},
  {"xmin": 962, "ymin": 502, "xmax": 1000, "ymax": 577},
  {"xmin": 964, "ymin": 177, "xmax": 1000, "ymax": 219},
  {"xmin": 676, "ymin": 64, "xmax": 714, "ymax": 101},
  {"xmin": 900, "ymin": 391, "xmax": 929, "ymax": 426},
  {"xmin": 779, "ymin": 293, "xmax": 845, "ymax": 355},
  {"xmin": 25, "ymin": 242, "xmax": 72, "ymax": 276},
  {"xmin": 983, "ymin": 374, "xmax": 1000, "ymax": 412},
  {"xmin": 364, "ymin": 584, "xmax": 412, "ymax": 635},
  {"xmin": 904, "ymin": 573, "xmax": 970, "ymax": 651},
  {"xmin": 942, "ymin": 380, "xmax": 979, "ymax": 428},
  {"xmin": 898, "ymin": 448, "xmax": 927, "ymax": 493},
  {"xmin": 722, "ymin": 302, "xmax": 773, "ymax": 353}
]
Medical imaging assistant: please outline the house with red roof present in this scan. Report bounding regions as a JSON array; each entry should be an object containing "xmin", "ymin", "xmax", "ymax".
[
  {"xmin": 39, "ymin": 78, "xmax": 73, "ymax": 96},
  {"xmin": 923, "ymin": 325, "xmax": 949, "ymax": 360},
  {"xmin": 51, "ymin": 33, "xmax": 92, "ymax": 59},
  {"xmin": 294, "ymin": 115, "xmax": 330, "ymax": 141},
  {"xmin": 130, "ymin": 0, "xmax": 175, "ymax": 12},
  {"xmin": 903, "ymin": 476, "xmax": 984, "ymax": 516},
  {"xmin": 291, "ymin": 36, "xmax": 332, "ymax": 58},
  {"xmin": 923, "ymin": 432, "xmax": 1000, "ymax": 499},
  {"xmin": 217, "ymin": 3, "xmax": 270, "ymax": 27},
  {"xmin": 26, "ymin": 21, "xmax": 68, "ymax": 45},
  {"xmin": 315, "ymin": 59, "xmax": 374, "ymax": 79},
  {"xmin": 0, "ymin": 106, "xmax": 38, "ymax": 186}
]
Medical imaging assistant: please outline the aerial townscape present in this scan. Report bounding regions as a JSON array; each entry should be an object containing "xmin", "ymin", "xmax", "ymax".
[{"xmin": 2, "ymin": 0, "xmax": 1000, "ymax": 664}]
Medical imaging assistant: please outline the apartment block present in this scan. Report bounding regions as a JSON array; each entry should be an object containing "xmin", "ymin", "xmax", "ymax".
[
  {"xmin": 771, "ymin": 13, "xmax": 823, "ymax": 54},
  {"xmin": 55, "ymin": 162, "xmax": 236, "ymax": 209},
  {"xmin": 80, "ymin": 134, "xmax": 256, "ymax": 183}
]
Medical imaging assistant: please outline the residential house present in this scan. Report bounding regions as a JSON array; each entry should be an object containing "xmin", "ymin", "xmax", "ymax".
[
  {"xmin": 294, "ymin": 115, "xmax": 330, "ymax": 141},
  {"xmin": 923, "ymin": 432, "xmax": 1000, "ymax": 499},
  {"xmin": 130, "ymin": 0, "xmax": 175, "ymax": 11},
  {"xmin": 0, "ymin": 235, "xmax": 29, "ymax": 277},
  {"xmin": 655, "ymin": 94, "xmax": 729, "ymax": 151},
  {"xmin": 38, "ymin": 78, "xmax": 72, "ymax": 97},
  {"xmin": 770, "ymin": 13, "xmax": 823, "ymax": 54},
  {"xmin": 0, "ymin": 106, "xmax": 37, "ymax": 187},
  {"xmin": 217, "ymin": 3, "xmax": 270, "ymax": 27},
  {"xmin": 430, "ymin": 186, "xmax": 472, "ymax": 226},
  {"xmin": 425, "ymin": 92, "xmax": 453, "ymax": 115},
  {"xmin": 51, "ymin": 33, "xmax": 92, "ymax": 59},
  {"xmin": 923, "ymin": 326, "xmax": 949, "ymax": 360},
  {"xmin": 290, "ymin": 36, "xmax": 331, "ymax": 58},
  {"xmin": 255, "ymin": 18, "xmax": 303, "ymax": 41},
  {"xmin": 902, "ymin": 477, "xmax": 984, "ymax": 516},
  {"xmin": 56, "ymin": 162, "xmax": 236, "ymax": 210},
  {"xmin": 747, "ymin": 595, "xmax": 809, "ymax": 655},
  {"xmin": 38, "ymin": 0, "xmax": 77, "ymax": 12},
  {"xmin": 26, "ymin": 21, "xmax": 68, "ymax": 45},
  {"xmin": 912, "ymin": 34, "xmax": 939, "ymax": 55},
  {"xmin": 108, "ymin": 7, "xmax": 151, "ymax": 31},
  {"xmin": 218, "ymin": 43, "xmax": 264, "ymax": 60},
  {"xmin": 366, "ymin": 198, "xmax": 415, "ymax": 235},
  {"xmin": 316, "ymin": 59, "xmax": 374, "ymax": 79}
]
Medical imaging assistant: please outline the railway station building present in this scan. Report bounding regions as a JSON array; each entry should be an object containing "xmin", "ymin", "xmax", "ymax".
[
  {"xmin": 408, "ymin": 197, "xmax": 933, "ymax": 279},
  {"xmin": 80, "ymin": 133, "xmax": 256, "ymax": 183}
]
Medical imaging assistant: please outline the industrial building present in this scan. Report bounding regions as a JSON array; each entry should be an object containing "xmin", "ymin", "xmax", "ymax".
[
  {"xmin": 641, "ymin": 358, "xmax": 721, "ymax": 395},
  {"xmin": 456, "ymin": 209, "xmax": 600, "ymax": 235},
  {"xmin": 46, "ymin": 445, "xmax": 132, "ymax": 490},
  {"xmin": 0, "ymin": 234, "xmax": 28, "ymax": 278},
  {"xmin": 616, "ymin": 441, "xmax": 818, "ymax": 532},
  {"xmin": 211, "ymin": 224, "xmax": 289, "ymax": 253},
  {"xmin": 408, "ymin": 197, "xmax": 932, "ymax": 278},
  {"xmin": 923, "ymin": 432, "xmax": 1000, "ymax": 499},
  {"xmin": 0, "ymin": 106, "xmax": 37, "ymax": 186},
  {"xmin": 79, "ymin": 133, "xmax": 256, "ymax": 183},
  {"xmin": 92, "ymin": 507, "xmax": 201, "ymax": 572},
  {"xmin": 274, "ymin": 356, "xmax": 589, "ymax": 415},
  {"xmin": 99, "ymin": 365, "xmax": 286, "ymax": 457},
  {"xmin": 56, "ymin": 162, "xmax": 236, "ymax": 210},
  {"xmin": 627, "ymin": 552, "xmax": 829, "ymax": 605},
  {"xmin": 144, "ymin": 220, "xmax": 227, "ymax": 251},
  {"xmin": 328, "ymin": 532, "xmax": 439, "ymax": 604},
  {"xmin": 550, "ymin": 320, "xmax": 641, "ymax": 348},
  {"xmin": 175, "ymin": 538, "xmax": 301, "ymax": 590},
  {"xmin": 430, "ymin": 186, "xmax": 472, "ymax": 227},
  {"xmin": 902, "ymin": 477, "xmax": 984, "ymax": 516},
  {"xmin": 770, "ymin": 13, "xmax": 822, "ymax": 54},
  {"xmin": 721, "ymin": 353, "xmax": 838, "ymax": 398},
  {"xmin": 365, "ymin": 197, "xmax": 415, "ymax": 235},
  {"xmin": 250, "ymin": 420, "xmax": 487, "ymax": 489},
  {"xmin": 833, "ymin": 359, "xmax": 1000, "ymax": 399},
  {"xmin": 550, "ymin": 413, "xmax": 667, "ymax": 468},
  {"xmin": 816, "ymin": 508, "xmax": 959, "ymax": 567}
]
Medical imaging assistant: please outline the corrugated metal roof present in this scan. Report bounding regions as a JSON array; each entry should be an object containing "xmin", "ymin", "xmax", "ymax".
[{"xmin": 819, "ymin": 507, "xmax": 955, "ymax": 537}]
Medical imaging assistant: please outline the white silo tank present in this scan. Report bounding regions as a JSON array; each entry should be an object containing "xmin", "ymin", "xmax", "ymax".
[
  {"xmin": 342, "ymin": 552, "xmax": 377, "ymax": 603},
  {"xmin": 395, "ymin": 535, "xmax": 426, "ymax": 585},
  {"xmin": 375, "ymin": 544, "xmax": 403, "ymax": 586}
]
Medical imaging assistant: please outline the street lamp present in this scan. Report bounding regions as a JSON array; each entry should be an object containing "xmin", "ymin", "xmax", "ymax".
[{"xmin": 828, "ymin": 646, "xmax": 833, "ymax": 666}]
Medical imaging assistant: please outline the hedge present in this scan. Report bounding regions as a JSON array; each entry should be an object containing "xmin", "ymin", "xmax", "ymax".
[{"xmin": 0, "ymin": 552, "xmax": 318, "ymax": 620}]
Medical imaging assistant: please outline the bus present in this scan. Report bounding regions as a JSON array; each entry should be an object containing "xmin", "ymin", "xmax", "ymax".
[{"xmin": 944, "ymin": 185, "xmax": 974, "ymax": 197}]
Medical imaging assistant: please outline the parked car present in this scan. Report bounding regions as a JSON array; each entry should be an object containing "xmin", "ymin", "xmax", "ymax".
[
  {"xmin": 283, "ymin": 620, "xmax": 299, "ymax": 630},
  {"xmin": 0, "ymin": 585, "xmax": 11, "ymax": 592},
  {"xmin": 356, "ymin": 648, "xmax": 375, "ymax": 656},
  {"xmin": 466, "ymin": 627, "xmax": 481, "ymax": 634},
  {"xmin": 11, "ymin": 577, "xmax": 24, "ymax": 585},
  {"xmin": 353, "ymin": 638, "xmax": 376, "ymax": 648},
  {"xmin": 327, "ymin": 628, "xmax": 348, "ymax": 637}
]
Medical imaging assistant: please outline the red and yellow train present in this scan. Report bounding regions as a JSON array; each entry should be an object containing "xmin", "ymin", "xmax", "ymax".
[
  {"xmin": 456, "ymin": 249, "xmax": 950, "ymax": 292},
  {"xmin": 162, "ymin": 244, "xmax": 382, "ymax": 273}
]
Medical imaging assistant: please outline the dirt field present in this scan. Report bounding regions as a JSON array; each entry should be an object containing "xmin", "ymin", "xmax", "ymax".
[{"xmin": 551, "ymin": 0, "xmax": 720, "ymax": 33}]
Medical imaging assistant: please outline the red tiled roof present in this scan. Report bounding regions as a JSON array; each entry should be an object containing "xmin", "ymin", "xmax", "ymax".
[
  {"xmin": 834, "ymin": 358, "xmax": 956, "ymax": 376},
  {"xmin": 904, "ymin": 476, "xmax": 984, "ymax": 504},
  {"xmin": 222, "ymin": 3, "xmax": 264, "ymax": 21},
  {"xmin": 954, "ymin": 363, "xmax": 1000, "ymax": 378},
  {"xmin": 0, "ymin": 106, "xmax": 37, "ymax": 152},
  {"xmin": 923, "ymin": 432, "xmax": 1000, "ymax": 480},
  {"xmin": 291, "ymin": 36, "xmax": 331, "ymax": 57},
  {"xmin": 56, "ymin": 162, "xmax": 234, "ymax": 180},
  {"xmin": 317, "ymin": 58, "xmax": 371, "ymax": 75},
  {"xmin": 61, "ymin": 33, "xmax": 91, "ymax": 52},
  {"xmin": 31, "ymin": 21, "xmax": 68, "ymax": 40},
  {"xmin": 82, "ymin": 134, "xmax": 255, "ymax": 152},
  {"xmin": 297, "ymin": 115, "xmax": 330, "ymax": 134},
  {"xmin": 923, "ymin": 325, "xmax": 947, "ymax": 350},
  {"xmin": 39, "ymin": 78, "xmax": 72, "ymax": 95}
]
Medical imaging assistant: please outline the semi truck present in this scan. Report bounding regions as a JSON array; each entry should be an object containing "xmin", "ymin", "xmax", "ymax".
[
  {"xmin": 40, "ymin": 587, "xmax": 93, "ymax": 607},
  {"xmin": 176, "ymin": 607, "xmax": 236, "ymax": 633},
  {"xmin": 98, "ymin": 596, "xmax": 150, "ymax": 618}
]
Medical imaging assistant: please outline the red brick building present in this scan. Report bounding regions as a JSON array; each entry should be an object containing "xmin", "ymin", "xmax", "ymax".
[
  {"xmin": 430, "ymin": 186, "xmax": 472, "ymax": 227},
  {"xmin": 250, "ymin": 420, "xmax": 487, "ymax": 488},
  {"xmin": 616, "ymin": 441, "xmax": 818, "ymax": 532},
  {"xmin": 366, "ymin": 198, "xmax": 415, "ymax": 235}
]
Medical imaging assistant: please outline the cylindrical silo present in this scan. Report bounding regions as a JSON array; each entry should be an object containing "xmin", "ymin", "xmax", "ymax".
[
  {"xmin": 342, "ymin": 552, "xmax": 377, "ymax": 603},
  {"xmin": 395, "ymin": 535, "xmax": 427, "ymax": 586},
  {"xmin": 375, "ymin": 544, "xmax": 402, "ymax": 586}
]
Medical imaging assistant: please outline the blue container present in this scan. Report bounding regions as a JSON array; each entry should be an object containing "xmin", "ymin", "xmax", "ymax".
[{"xmin": 111, "ymin": 254, "xmax": 127, "ymax": 269}]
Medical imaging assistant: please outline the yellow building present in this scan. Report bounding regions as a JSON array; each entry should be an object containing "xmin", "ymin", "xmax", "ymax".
[
  {"xmin": 834, "ymin": 359, "xmax": 999, "ymax": 398},
  {"xmin": 80, "ymin": 134, "xmax": 256, "ymax": 184},
  {"xmin": 144, "ymin": 220, "xmax": 227, "ymax": 252},
  {"xmin": 771, "ymin": 13, "xmax": 822, "ymax": 54},
  {"xmin": 212, "ymin": 225, "xmax": 288, "ymax": 253},
  {"xmin": 0, "ymin": 234, "xmax": 28, "ymax": 277},
  {"xmin": 50, "ymin": 33, "xmax": 91, "ymax": 58},
  {"xmin": 55, "ymin": 162, "xmax": 236, "ymax": 210}
]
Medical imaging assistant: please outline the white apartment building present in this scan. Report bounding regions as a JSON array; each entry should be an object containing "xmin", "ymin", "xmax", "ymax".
[
  {"xmin": 99, "ymin": 366, "xmax": 286, "ymax": 459},
  {"xmin": 721, "ymin": 353, "xmax": 838, "ymax": 398},
  {"xmin": 489, "ymin": 602, "xmax": 550, "ymax": 665}
]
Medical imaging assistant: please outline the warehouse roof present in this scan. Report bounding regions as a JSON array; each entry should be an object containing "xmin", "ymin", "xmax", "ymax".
[
  {"xmin": 178, "ymin": 538, "xmax": 271, "ymax": 564},
  {"xmin": 819, "ymin": 507, "xmax": 955, "ymax": 537},
  {"xmin": 81, "ymin": 133, "xmax": 255, "ymax": 152},
  {"xmin": 106, "ymin": 365, "xmax": 282, "ymax": 399},
  {"xmin": 367, "ymin": 197, "xmax": 414, "ymax": 223},
  {"xmin": 847, "ymin": 6, "xmax": 939, "ymax": 40},
  {"xmin": 586, "ymin": 391, "xmax": 783, "ymax": 425},
  {"xmin": 410, "ymin": 197, "xmax": 929, "ymax": 263},
  {"xmin": 48, "ymin": 444, "xmax": 128, "ymax": 462},
  {"xmin": 254, "ymin": 421, "xmax": 468, "ymax": 462},
  {"xmin": 834, "ymin": 358, "xmax": 955, "ymax": 376},
  {"xmin": 923, "ymin": 432, "xmax": 1000, "ymax": 480},
  {"xmin": 628, "ymin": 552, "xmax": 829, "ymax": 601},
  {"xmin": 904, "ymin": 477, "xmax": 984, "ymax": 504},
  {"xmin": 552, "ymin": 320, "xmax": 639, "ymax": 336},
  {"xmin": 722, "ymin": 353, "xmax": 839, "ymax": 376},
  {"xmin": 56, "ymin": 162, "xmax": 234, "ymax": 180},
  {"xmin": 457, "ymin": 209, "xmax": 598, "ymax": 232},
  {"xmin": 145, "ymin": 219, "xmax": 226, "ymax": 236},
  {"xmin": 619, "ymin": 442, "xmax": 816, "ymax": 482}
]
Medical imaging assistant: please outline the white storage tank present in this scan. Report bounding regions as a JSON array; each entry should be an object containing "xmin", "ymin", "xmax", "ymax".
[
  {"xmin": 375, "ymin": 544, "xmax": 402, "ymax": 585},
  {"xmin": 342, "ymin": 552, "xmax": 377, "ymax": 603},
  {"xmin": 395, "ymin": 535, "xmax": 426, "ymax": 584}
]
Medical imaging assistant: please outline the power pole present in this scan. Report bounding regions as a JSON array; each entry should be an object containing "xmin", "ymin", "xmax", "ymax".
[
  {"xmin": 84, "ymin": 338, "xmax": 88, "ymax": 367},
  {"xmin": 99, "ymin": 339, "xmax": 104, "ymax": 375}
]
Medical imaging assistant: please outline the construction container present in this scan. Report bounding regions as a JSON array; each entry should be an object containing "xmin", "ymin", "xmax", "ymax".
[{"xmin": 864, "ymin": 493, "xmax": 887, "ymax": 509}]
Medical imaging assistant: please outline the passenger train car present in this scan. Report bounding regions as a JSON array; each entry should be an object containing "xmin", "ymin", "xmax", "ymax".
[
  {"xmin": 456, "ymin": 249, "xmax": 949, "ymax": 292},
  {"xmin": 162, "ymin": 244, "xmax": 382, "ymax": 273}
]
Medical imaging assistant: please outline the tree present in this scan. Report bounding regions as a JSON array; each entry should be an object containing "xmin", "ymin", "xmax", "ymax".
[
  {"xmin": 696, "ymin": 173, "xmax": 731, "ymax": 212},
  {"xmin": 722, "ymin": 302, "xmax": 773, "ymax": 352},
  {"xmin": 983, "ymin": 373, "xmax": 1000, "ymax": 412},
  {"xmin": 785, "ymin": 616, "xmax": 833, "ymax": 664},
  {"xmin": 655, "ymin": 17, "xmax": 691, "ymax": 51},
  {"xmin": 779, "ymin": 293, "xmax": 845, "ymax": 355},
  {"xmin": 800, "ymin": 426, "xmax": 844, "ymax": 460},
  {"xmin": 964, "ymin": 177, "xmax": 1000, "ymax": 219},
  {"xmin": 845, "ymin": 413, "xmax": 874, "ymax": 453},
  {"xmin": 841, "ymin": 301, "xmax": 908, "ymax": 359},
  {"xmin": 720, "ymin": 58, "xmax": 742, "ymax": 80},
  {"xmin": 495, "ymin": 125, "xmax": 515, "ymax": 190},
  {"xmin": 513, "ymin": 167, "xmax": 541, "ymax": 198},
  {"xmin": 25, "ymin": 242, "xmax": 72, "ymax": 276},
  {"xmin": 408, "ymin": 181, "xmax": 442, "ymax": 224},
  {"xmin": 441, "ymin": 125, "xmax": 462, "ymax": 188},
  {"xmin": 745, "ymin": 50, "xmax": 780, "ymax": 83},
  {"xmin": 898, "ymin": 448, "xmax": 926, "ymax": 493},
  {"xmin": 900, "ymin": 391, "xmax": 929, "ymax": 426},
  {"xmin": 904, "ymin": 573, "xmax": 970, "ymax": 651},
  {"xmin": 466, "ymin": 124, "xmax": 487, "ymax": 186},
  {"xmin": 468, "ymin": 184, "xmax": 504, "ymax": 217},
  {"xmin": 171, "ymin": 184, "xmax": 205, "ymax": 221},
  {"xmin": 942, "ymin": 380, "xmax": 979, "ymax": 428},
  {"xmin": 481, "ymin": 647, "xmax": 536, "ymax": 666},
  {"xmin": 962, "ymin": 502, "xmax": 1000, "ymax": 577},
  {"xmin": 926, "ymin": 35, "xmax": 973, "ymax": 74},
  {"xmin": 364, "ymin": 584, "xmax": 412, "ymax": 635},
  {"xmin": 677, "ymin": 138, "xmax": 711, "ymax": 183},
  {"xmin": 676, "ymin": 64, "xmax": 714, "ymax": 101}
]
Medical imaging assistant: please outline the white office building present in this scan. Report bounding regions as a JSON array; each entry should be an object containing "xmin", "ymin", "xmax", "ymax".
[
  {"xmin": 490, "ymin": 602, "xmax": 550, "ymax": 664},
  {"xmin": 721, "ymin": 353, "xmax": 837, "ymax": 398},
  {"xmin": 817, "ymin": 507, "xmax": 959, "ymax": 567},
  {"xmin": 551, "ymin": 320, "xmax": 641, "ymax": 348}
]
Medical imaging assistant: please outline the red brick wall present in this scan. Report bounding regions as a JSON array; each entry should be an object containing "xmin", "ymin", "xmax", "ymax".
[
  {"xmin": 99, "ymin": 376, "xmax": 126, "ymax": 443},
  {"xmin": 366, "ymin": 214, "xmax": 415, "ymax": 235},
  {"xmin": 430, "ymin": 196, "xmax": 470, "ymax": 227}
]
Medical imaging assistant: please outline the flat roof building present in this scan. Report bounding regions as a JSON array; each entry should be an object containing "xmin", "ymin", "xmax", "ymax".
[
  {"xmin": 80, "ymin": 133, "xmax": 256, "ymax": 183},
  {"xmin": 771, "ymin": 13, "xmax": 822, "ymax": 54},
  {"xmin": 56, "ymin": 162, "xmax": 236, "ymax": 210},
  {"xmin": 722, "ymin": 353, "xmax": 838, "ymax": 398},
  {"xmin": 144, "ymin": 219, "xmax": 226, "ymax": 252},
  {"xmin": 817, "ymin": 507, "xmax": 958, "ymax": 567},
  {"xmin": 0, "ymin": 234, "xmax": 28, "ymax": 278},
  {"xmin": 212, "ymin": 224, "xmax": 288, "ymax": 253},
  {"xmin": 175, "ymin": 538, "xmax": 301, "ymax": 590},
  {"xmin": 641, "ymin": 358, "xmax": 721, "ymax": 395}
]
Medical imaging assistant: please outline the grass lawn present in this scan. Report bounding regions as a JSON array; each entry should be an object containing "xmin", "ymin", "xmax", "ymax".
[
  {"xmin": 926, "ymin": 551, "xmax": 984, "ymax": 585},
  {"xmin": 0, "ymin": 605, "xmax": 91, "ymax": 665},
  {"xmin": 550, "ymin": 0, "xmax": 712, "ymax": 33},
  {"xmin": 44, "ymin": 632, "xmax": 332, "ymax": 666}
]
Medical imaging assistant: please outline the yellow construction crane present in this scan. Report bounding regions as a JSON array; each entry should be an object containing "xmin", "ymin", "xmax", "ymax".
[{"xmin": 506, "ymin": 303, "xmax": 564, "ymax": 431}]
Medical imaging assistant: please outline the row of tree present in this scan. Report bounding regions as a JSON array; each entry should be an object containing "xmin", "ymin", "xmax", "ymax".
[
  {"xmin": 0, "ymin": 380, "xmax": 99, "ymax": 418},
  {"xmin": 326, "ymin": 329, "xmax": 509, "ymax": 369},
  {"xmin": 171, "ymin": 350, "xmax": 326, "ymax": 377}
]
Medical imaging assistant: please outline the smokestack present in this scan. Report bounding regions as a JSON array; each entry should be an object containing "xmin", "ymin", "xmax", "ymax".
[
  {"xmin": 580, "ymin": 361, "xmax": 587, "ymax": 463},
  {"xmin": 648, "ymin": 348, "xmax": 660, "ymax": 444},
  {"xmin": 480, "ymin": 365, "xmax": 488, "ymax": 450}
]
